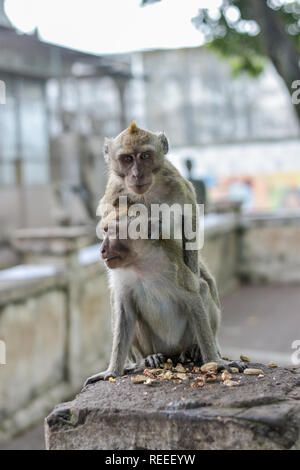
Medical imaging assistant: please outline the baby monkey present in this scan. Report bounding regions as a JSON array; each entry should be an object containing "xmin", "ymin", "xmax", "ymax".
[
  {"xmin": 98, "ymin": 121, "xmax": 200, "ymax": 275},
  {"xmin": 84, "ymin": 211, "xmax": 244, "ymax": 386}
]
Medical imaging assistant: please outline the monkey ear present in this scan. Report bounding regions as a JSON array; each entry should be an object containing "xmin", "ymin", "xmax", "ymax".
[
  {"xmin": 157, "ymin": 132, "xmax": 169, "ymax": 155},
  {"xmin": 103, "ymin": 137, "xmax": 112, "ymax": 163}
]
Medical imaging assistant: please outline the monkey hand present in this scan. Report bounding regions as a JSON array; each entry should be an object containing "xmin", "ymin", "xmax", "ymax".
[
  {"xmin": 83, "ymin": 369, "xmax": 117, "ymax": 387},
  {"xmin": 143, "ymin": 353, "xmax": 166, "ymax": 368}
]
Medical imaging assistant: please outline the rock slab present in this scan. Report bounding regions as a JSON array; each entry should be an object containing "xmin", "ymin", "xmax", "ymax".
[{"xmin": 45, "ymin": 364, "xmax": 300, "ymax": 450}]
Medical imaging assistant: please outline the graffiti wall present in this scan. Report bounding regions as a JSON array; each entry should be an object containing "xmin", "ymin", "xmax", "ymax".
[{"xmin": 208, "ymin": 172, "xmax": 300, "ymax": 211}]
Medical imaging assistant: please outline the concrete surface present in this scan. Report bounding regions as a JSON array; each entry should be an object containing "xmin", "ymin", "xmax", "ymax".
[
  {"xmin": 45, "ymin": 363, "xmax": 300, "ymax": 450},
  {"xmin": 0, "ymin": 424, "xmax": 45, "ymax": 450},
  {"xmin": 220, "ymin": 285, "xmax": 300, "ymax": 366}
]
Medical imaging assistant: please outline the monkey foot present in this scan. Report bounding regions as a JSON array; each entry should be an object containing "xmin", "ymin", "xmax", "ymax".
[
  {"xmin": 143, "ymin": 353, "xmax": 166, "ymax": 368},
  {"xmin": 124, "ymin": 363, "xmax": 144, "ymax": 375},
  {"xmin": 216, "ymin": 360, "xmax": 247, "ymax": 373},
  {"xmin": 83, "ymin": 370, "xmax": 116, "ymax": 388},
  {"xmin": 179, "ymin": 344, "xmax": 202, "ymax": 364}
]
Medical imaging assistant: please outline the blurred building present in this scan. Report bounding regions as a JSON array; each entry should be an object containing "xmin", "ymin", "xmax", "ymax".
[
  {"xmin": 0, "ymin": 1, "xmax": 133, "ymax": 266},
  {"xmin": 135, "ymin": 48, "xmax": 299, "ymax": 145},
  {"xmin": 1, "ymin": 0, "xmax": 299, "ymax": 267}
]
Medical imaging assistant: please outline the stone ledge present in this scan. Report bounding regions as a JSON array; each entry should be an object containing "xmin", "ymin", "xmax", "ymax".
[
  {"xmin": 0, "ymin": 270, "xmax": 66, "ymax": 306},
  {"xmin": 11, "ymin": 226, "xmax": 95, "ymax": 257},
  {"xmin": 45, "ymin": 363, "xmax": 300, "ymax": 450},
  {"xmin": 241, "ymin": 210, "xmax": 300, "ymax": 228}
]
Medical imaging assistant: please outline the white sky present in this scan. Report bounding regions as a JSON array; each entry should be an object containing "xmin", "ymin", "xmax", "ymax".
[{"xmin": 4, "ymin": 0, "xmax": 223, "ymax": 55}]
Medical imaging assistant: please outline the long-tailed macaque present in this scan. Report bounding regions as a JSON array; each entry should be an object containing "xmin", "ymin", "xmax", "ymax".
[
  {"xmin": 97, "ymin": 121, "xmax": 199, "ymax": 275},
  {"xmin": 84, "ymin": 212, "xmax": 244, "ymax": 386}
]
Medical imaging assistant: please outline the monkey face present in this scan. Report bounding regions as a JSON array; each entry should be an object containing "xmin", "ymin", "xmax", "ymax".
[
  {"xmin": 100, "ymin": 227, "xmax": 139, "ymax": 269},
  {"xmin": 116, "ymin": 148, "xmax": 157, "ymax": 195},
  {"xmin": 101, "ymin": 231, "xmax": 128, "ymax": 269},
  {"xmin": 104, "ymin": 122, "xmax": 169, "ymax": 195}
]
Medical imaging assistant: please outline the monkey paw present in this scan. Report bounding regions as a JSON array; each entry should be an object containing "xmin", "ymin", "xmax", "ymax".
[
  {"xmin": 216, "ymin": 360, "xmax": 247, "ymax": 373},
  {"xmin": 179, "ymin": 344, "xmax": 202, "ymax": 364},
  {"xmin": 83, "ymin": 370, "xmax": 116, "ymax": 387},
  {"xmin": 124, "ymin": 363, "xmax": 144, "ymax": 375},
  {"xmin": 143, "ymin": 353, "xmax": 165, "ymax": 368}
]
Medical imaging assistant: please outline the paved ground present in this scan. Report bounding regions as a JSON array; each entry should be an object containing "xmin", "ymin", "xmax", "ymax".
[
  {"xmin": 220, "ymin": 284, "xmax": 300, "ymax": 366},
  {"xmin": 0, "ymin": 424, "xmax": 45, "ymax": 450},
  {"xmin": 1, "ymin": 284, "xmax": 299, "ymax": 450}
]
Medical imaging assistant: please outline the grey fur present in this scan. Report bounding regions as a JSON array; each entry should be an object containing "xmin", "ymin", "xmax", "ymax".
[{"xmin": 83, "ymin": 242, "xmax": 229, "ymax": 387}]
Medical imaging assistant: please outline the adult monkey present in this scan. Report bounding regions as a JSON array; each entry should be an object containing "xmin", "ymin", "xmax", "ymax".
[
  {"xmin": 96, "ymin": 120, "xmax": 221, "ymax": 363},
  {"xmin": 84, "ymin": 210, "xmax": 244, "ymax": 386},
  {"xmin": 98, "ymin": 121, "xmax": 199, "ymax": 275}
]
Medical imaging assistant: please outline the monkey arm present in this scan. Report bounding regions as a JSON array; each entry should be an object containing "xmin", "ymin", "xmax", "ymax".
[
  {"xmin": 108, "ymin": 297, "xmax": 137, "ymax": 375},
  {"xmin": 179, "ymin": 179, "xmax": 200, "ymax": 275},
  {"xmin": 84, "ymin": 296, "xmax": 136, "ymax": 385},
  {"xmin": 186, "ymin": 292, "xmax": 220, "ymax": 364},
  {"xmin": 186, "ymin": 287, "xmax": 246, "ymax": 372},
  {"xmin": 182, "ymin": 211, "xmax": 199, "ymax": 275}
]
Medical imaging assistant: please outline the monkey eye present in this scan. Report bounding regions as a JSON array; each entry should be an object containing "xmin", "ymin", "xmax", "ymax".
[
  {"xmin": 140, "ymin": 152, "xmax": 151, "ymax": 160},
  {"xmin": 119, "ymin": 154, "xmax": 133, "ymax": 163}
]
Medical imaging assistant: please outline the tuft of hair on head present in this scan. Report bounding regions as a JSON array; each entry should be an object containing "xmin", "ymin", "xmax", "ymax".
[{"xmin": 128, "ymin": 120, "xmax": 139, "ymax": 134}]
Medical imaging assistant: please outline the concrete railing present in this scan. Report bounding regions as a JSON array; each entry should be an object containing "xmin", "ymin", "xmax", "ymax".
[
  {"xmin": 0, "ymin": 227, "xmax": 111, "ymax": 441},
  {"xmin": 239, "ymin": 211, "xmax": 300, "ymax": 283}
]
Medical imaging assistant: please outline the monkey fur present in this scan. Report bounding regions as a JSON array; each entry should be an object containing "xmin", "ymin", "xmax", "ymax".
[
  {"xmin": 98, "ymin": 121, "xmax": 199, "ymax": 275},
  {"xmin": 84, "ymin": 211, "xmax": 244, "ymax": 386}
]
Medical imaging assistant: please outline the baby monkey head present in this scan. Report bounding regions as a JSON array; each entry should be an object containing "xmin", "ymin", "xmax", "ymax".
[{"xmin": 104, "ymin": 121, "xmax": 169, "ymax": 195}]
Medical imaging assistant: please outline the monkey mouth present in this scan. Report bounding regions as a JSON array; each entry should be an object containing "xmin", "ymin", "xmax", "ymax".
[
  {"xmin": 104, "ymin": 256, "xmax": 122, "ymax": 268},
  {"xmin": 130, "ymin": 183, "xmax": 151, "ymax": 194}
]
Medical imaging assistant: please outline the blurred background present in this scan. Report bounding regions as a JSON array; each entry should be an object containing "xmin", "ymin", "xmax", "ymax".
[{"xmin": 0, "ymin": 0, "xmax": 299, "ymax": 449}]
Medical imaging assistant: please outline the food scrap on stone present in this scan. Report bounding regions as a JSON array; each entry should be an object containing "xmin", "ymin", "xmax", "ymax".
[
  {"xmin": 240, "ymin": 355, "xmax": 251, "ymax": 363},
  {"xmin": 244, "ymin": 368, "xmax": 264, "ymax": 375},
  {"xmin": 131, "ymin": 375, "xmax": 148, "ymax": 384},
  {"xmin": 174, "ymin": 363, "xmax": 186, "ymax": 373},
  {"xmin": 268, "ymin": 362, "xmax": 278, "ymax": 368},
  {"xmin": 200, "ymin": 362, "xmax": 218, "ymax": 373},
  {"xmin": 128, "ymin": 358, "xmax": 269, "ymax": 389},
  {"xmin": 223, "ymin": 379, "xmax": 240, "ymax": 387}
]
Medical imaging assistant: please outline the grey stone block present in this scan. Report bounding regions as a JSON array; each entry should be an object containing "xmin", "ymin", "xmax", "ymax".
[{"xmin": 45, "ymin": 364, "xmax": 300, "ymax": 450}]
